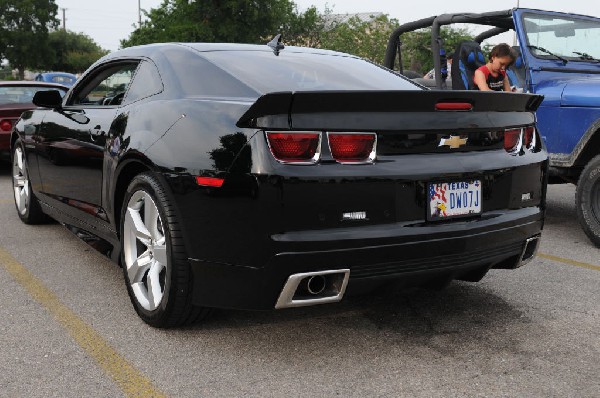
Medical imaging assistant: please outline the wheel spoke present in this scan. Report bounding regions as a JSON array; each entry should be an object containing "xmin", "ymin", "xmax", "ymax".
[
  {"xmin": 146, "ymin": 261, "xmax": 164, "ymax": 308},
  {"xmin": 125, "ymin": 206, "xmax": 152, "ymax": 246},
  {"xmin": 127, "ymin": 250, "xmax": 152, "ymax": 283},
  {"xmin": 16, "ymin": 149, "xmax": 23, "ymax": 171},
  {"xmin": 152, "ymin": 243, "xmax": 167, "ymax": 265},
  {"xmin": 144, "ymin": 194, "xmax": 161, "ymax": 240}
]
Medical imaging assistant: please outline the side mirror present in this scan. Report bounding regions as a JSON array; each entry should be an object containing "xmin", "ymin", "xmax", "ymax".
[{"xmin": 33, "ymin": 90, "xmax": 63, "ymax": 109}]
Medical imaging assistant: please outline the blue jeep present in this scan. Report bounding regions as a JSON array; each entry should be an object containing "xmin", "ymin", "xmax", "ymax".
[{"xmin": 384, "ymin": 8, "xmax": 600, "ymax": 247}]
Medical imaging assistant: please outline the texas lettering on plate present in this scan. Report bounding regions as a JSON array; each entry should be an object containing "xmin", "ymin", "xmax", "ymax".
[{"xmin": 429, "ymin": 180, "xmax": 481, "ymax": 220}]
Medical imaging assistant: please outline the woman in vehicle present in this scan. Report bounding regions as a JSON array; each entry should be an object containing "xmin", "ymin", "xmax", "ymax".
[{"xmin": 473, "ymin": 43, "xmax": 516, "ymax": 92}]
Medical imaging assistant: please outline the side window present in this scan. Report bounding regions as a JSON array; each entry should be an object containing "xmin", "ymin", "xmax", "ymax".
[
  {"xmin": 122, "ymin": 60, "xmax": 163, "ymax": 104},
  {"xmin": 70, "ymin": 62, "xmax": 139, "ymax": 106}
]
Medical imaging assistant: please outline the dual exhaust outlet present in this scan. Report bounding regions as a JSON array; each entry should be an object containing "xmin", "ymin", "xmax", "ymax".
[{"xmin": 275, "ymin": 269, "xmax": 350, "ymax": 309}]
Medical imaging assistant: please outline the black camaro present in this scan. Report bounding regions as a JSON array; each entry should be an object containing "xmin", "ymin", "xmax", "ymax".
[{"xmin": 11, "ymin": 41, "xmax": 547, "ymax": 327}]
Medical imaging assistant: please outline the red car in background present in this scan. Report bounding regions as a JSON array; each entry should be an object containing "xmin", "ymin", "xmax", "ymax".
[{"xmin": 0, "ymin": 81, "xmax": 69, "ymax": 161}]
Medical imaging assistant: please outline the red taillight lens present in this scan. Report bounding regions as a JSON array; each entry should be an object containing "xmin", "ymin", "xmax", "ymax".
[
  {"xmin": 504, "ymin": 128, "xmax": 522, "ymax": 152},
  {"xmin": 195, "ymin": 176, "xmax": 224, "ymax": 187},
  {"xmin": 523, "ymin": 126, "xmax": 535, "ymax": 149},
  {"xmin": 328, "ymin": 133, "xmax": 376, "ymax": 163},
  {"xmin": 0, "ymin": 119, "xmax": 13, "ymax": 132},
  {"xmin": 266, "ymin": 132, "xmax": 320, "ymax": 163}
]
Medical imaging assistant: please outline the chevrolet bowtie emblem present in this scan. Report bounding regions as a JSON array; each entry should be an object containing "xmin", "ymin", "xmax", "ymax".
[{"xmin": 439, "ymin": 135, "xmax": 468, "ymax": 149}]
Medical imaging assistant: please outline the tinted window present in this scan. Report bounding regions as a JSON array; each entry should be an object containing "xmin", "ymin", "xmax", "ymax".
[
  {"xmin": 123, "ymin": 60, "xmax": 163, "ymax": 104},
  {"xmin": 71, "ymin": 63, "xmax": 138, "ymax": 106},
  {"xmin": 161, "ymin": 48, "xmax": 258, "ymax": 98},
  {"xmin": 202, "ymin": 50, "xmax": 420, "ymax": 93}
]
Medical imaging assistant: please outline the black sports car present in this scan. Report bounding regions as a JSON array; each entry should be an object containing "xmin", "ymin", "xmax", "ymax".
[{"xmin": 11, "ymin": 40, "xmax": 547, "ymax": 328}]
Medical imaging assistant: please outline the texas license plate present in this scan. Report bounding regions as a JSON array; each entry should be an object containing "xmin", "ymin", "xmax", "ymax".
[{"xmin": 428, "ymin": 180, "xmax": 481, "ymax": 220}]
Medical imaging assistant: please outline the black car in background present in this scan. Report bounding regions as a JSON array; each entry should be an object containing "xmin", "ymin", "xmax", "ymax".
[{"xmin": 11, "ymin": 41, "xmax": 547, "ymax": 327}]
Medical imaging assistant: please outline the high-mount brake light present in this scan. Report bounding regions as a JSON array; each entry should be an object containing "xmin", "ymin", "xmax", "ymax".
[
  {"xmin": 0, "ymin": 119, "xmax": 13, "ymax": 132},
  {"xmin": 328, "ymin": 133, "xmax": 376, "ymax": 164},
  {"xmin": 435, "ymin": 102, "xmax": 473, "ymax": 111},
  {"xmin": 195, "ymin": 176, "xmax": 224, "ymax": 188},
  {"xmin": 266, "ymin": 132, "xmax": 321, "ymax": 164}
]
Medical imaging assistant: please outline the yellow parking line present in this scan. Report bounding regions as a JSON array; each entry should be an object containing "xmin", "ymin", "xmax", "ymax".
[
  {"xmin": 538, "ymin": 252, "xmax": 600, "ymax": 271},
  {"xmin": 0, "ymin": 246, "xmax": 167, "ymax": 398}
]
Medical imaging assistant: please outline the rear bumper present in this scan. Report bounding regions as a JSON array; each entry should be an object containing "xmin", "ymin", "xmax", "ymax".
[
  {"xmin": 0, "ymin": 132, "xmax": 9, "ymax": 155},
  {"xmin": 189, "ymin": 206, "xmax": 543, "ymax": 310}
]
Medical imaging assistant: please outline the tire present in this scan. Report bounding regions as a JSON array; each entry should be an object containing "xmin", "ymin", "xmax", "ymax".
[
  {"xmin": 12, "ymin": 139, "xmax": 48, "ymax": 224},
  {"xmin": 120, "ymin": 172, "xmax": 210, "ymax": 327},
  {"xmin": 576, "ymin": 154, "xmax": 600, "ymax": 247}
]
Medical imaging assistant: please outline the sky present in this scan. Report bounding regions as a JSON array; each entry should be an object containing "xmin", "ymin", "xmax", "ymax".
[{"xmin": 54, "ymin": 0, "xmax": 600, "ymax": 52}]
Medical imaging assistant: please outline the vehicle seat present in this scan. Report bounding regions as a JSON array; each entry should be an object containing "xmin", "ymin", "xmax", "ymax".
[
  {"xmin": 506, "ymin": 46, "xmax": 526, "ymax": 88},
  {"xmin": 451, "ymin": 41, "xmax": 486, "ymax": 90}
]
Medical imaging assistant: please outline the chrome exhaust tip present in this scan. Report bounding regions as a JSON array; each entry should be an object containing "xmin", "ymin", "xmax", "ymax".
[
  {"xmin": 517, "ymin": 234, "xmax": 541, "ymax": 267},
  {"xmin": 275, "ymin": 269, "xmax": 350, "ymax": 309}
]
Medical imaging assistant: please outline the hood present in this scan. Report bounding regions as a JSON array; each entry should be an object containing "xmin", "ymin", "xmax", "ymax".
[{"xmin": 536, "ymin": 76, "xmax": 600, "ymax": 107}]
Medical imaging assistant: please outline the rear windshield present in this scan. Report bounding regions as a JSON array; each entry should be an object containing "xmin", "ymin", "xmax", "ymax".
[{"xmin": 202, "ymin": 50, "xmax": 420, "ymax": 93}]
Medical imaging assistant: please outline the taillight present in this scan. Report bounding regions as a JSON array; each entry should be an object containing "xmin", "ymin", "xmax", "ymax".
[
  {"xmin": 328, "ymin": 133, "xmax": 376, "ymax": 163},
  {"xmin": 503, "ymin": 126, "xmax": 537, "ymax": 154},
  {"xmin": 504, "ymin": 128, "xmax": 522, "ymax": 153},
  {"xmin": 266, "ymin": 132, "xmax": 321, "ymax": 164},
  {"xmin": 523, "ymin": 126, "xmax": 536, "ymax": 150},
  {"xmin": 0, "ymin": 119, "xmax": 13, "ymax": 132}
]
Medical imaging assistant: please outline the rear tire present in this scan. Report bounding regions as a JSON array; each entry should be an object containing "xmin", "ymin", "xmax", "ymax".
[
  {"xmin": 576, "ymin": 155, "xmax": 600, "ymax": 247},
  {"xmin": 120, "ymin": 172, "xmax": 210, "ymax": 327},
  {"xmin": 12, "ymin": 139, "xmax": 47, "ymax": 224}
]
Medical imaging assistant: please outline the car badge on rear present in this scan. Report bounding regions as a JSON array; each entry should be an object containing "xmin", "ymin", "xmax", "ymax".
[{"xmin": 439, "ymin": 135, "xmax": 468, "ymax": 149}]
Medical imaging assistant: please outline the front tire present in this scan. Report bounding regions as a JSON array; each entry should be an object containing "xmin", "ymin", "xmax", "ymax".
[
  {"xmin": 121, "ymin": 172, "xmax": 210, "ymax": 327},
  {"xmin": 12, "ymin": 139, "xmax": 47, "ymax": 224},
  {"xmin": 576, "ymin": 155, "xmax": 600, "ymax": 247}
]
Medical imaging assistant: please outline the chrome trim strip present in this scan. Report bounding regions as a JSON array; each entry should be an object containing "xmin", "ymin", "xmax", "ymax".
[{"xmin": 275, "ymin": 269, "xmax": 350, "ymax": 309}]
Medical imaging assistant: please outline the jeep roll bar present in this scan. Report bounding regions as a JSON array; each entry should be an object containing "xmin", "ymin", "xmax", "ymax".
[{"xmin": 383, "ymin": 9, "xmax": 514, "ymax": 89}]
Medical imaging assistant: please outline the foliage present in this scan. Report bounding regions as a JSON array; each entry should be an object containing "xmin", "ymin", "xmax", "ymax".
[
  {"xmin": 396, "ymin": 27, "xmax": 474, "ymax": 74},
  {"xmin": 0, "ymin": 0, "xmax": 59, "ymax": 79},
  {"xmin": 122, "ymin": 0, "xmax": 320, "ymax": 48},
  {"xmin": 316, "ymin": 14, "xmax": 399, "ymax": 66},
  {"xmin": 47, "ymin": 30, "xmax": 108, "ymax": 73}
]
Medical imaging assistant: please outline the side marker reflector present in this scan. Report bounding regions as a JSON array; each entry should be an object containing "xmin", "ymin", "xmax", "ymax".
[{"xmin": 195, "ymin": 176, "xmax": 224, "ymax": 187}]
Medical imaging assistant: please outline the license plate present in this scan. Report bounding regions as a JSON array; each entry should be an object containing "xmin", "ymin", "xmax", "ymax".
[{"xmin": 428, "ymin": 180, "xmax": 481, "ymax": 220}]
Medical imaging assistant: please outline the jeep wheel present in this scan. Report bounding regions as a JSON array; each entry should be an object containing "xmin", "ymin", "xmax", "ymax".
[{"xmin": 576, "ymin": 154, "xmax": 600, "ymax": 247}]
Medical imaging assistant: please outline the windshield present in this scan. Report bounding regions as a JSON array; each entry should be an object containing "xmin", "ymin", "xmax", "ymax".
[
  {"xmin": 0, "ymin": 85, "xmax": 67, "ymax": 105},
  {"xmin": 523, "ymin": 13, "xmax": 600, "ymax": 60}
]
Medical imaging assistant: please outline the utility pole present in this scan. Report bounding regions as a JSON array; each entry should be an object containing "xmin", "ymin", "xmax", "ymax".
[{"xmin": 61, "ymin": 8, "xmax": 67, "ymax": 30}]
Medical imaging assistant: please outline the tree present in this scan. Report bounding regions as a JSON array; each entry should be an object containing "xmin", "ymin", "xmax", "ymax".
[
  {"xmin": 316, "ymin": 13, "xmax": 399, "ymax": 66},
  {"xmin": 121, "ymin": 0, "xmax": 320, "ymax": 48},
  {"xmin": 47, "ymin": 30, "xmax": 108, "ymax": 73},
  {"xmin": 0, "ymin": 0, "xmax": 58, "ymax": 79},
  {"xmin": 396, "ymin": 27, "xmax": 474, "ymax": 74}
]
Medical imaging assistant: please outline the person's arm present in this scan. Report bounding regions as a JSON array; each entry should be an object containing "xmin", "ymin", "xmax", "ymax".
[
  {"xmin": 473, "ymin": 69, "xmax": 491, "ymax": 91},
  {"xmin": 503, "ymin": 74, "xmax": 512, "ymax": 92}
]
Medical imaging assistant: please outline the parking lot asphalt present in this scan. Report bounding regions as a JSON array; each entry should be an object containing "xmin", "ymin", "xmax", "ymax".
[{"xmin": 0, "ymin": 163, "xmax": 598, "ymax": 398}]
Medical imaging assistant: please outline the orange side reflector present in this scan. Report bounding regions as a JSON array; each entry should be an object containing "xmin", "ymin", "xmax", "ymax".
[
  {"xmin": 435, "ymin": 102, "xmax": 473, "ymax": 111},
  {"xmin": 195, "ymin": 176, "xmax": 224, "ymax": 188}
]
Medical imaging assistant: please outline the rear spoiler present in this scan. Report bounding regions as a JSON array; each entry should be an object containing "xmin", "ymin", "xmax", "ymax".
[{"xmin": 236, "ymin": 90, "xmax": 544, "ymax": 131}]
